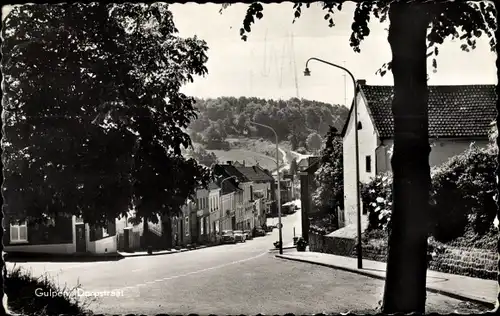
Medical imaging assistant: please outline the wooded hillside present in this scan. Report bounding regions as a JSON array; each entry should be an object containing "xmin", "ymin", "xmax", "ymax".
[{"xmin": 187, "ymin": 96, "xmax": 349, "ymax": 151}]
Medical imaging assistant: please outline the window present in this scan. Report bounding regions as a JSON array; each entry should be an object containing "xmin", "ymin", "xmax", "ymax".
[
  {"xmin": 185, "ymin": 216, "xmax": 189, "ymax": 236},
  {"xmin": 357, "ymin": 121, "xmax": 363, "ymax": 130},
  {"xmin": 10, "ymin": 221, "xmax": 28, "ymax": 243},
  {"xmin": 365, "ymin": 155, "xmax": 372, "ymax": 173}
]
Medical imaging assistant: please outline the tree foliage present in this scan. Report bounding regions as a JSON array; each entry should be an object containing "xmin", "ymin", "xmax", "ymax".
[
  {"xmin": 2, "ymin": 3, "xmax": 212, "ymax": 226},
  {"xmin": 362, "ymin": 144, "xmax": 498, "ymax": 242},
  {"xmin": 312, "ymin": 126, "xmax": 344, "ymax": 215},
  {"xmin": 228, "ymin": 1, "xmax": 495, "ymax": 76},
  {"xmin": 187, "ymin": 146, "xmax": 219, "ymax": 167},
  {"xmin": 224, "ymin": 1, "xmax": 497, "ymax": 313},
  {"xmin": 191, "ymin": 97, "xmax": 348, "ymax": 150},
  {"xmin": 289, "ymin": 158, "xmax": 298, "ymax": 175},
  {"xmin": 306, "ymin": 132, "xmax": 323, "ymax": 153}
]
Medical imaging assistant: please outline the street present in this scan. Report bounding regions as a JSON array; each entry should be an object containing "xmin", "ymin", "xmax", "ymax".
[{"xmin": 7, "ymin": 211, "xmax": 489, "ymax": 314}]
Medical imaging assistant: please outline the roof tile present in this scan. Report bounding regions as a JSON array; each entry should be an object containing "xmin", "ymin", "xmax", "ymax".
[{"xmin": 361, "ymin": 84, "xmax": 497, "ymax": 139}]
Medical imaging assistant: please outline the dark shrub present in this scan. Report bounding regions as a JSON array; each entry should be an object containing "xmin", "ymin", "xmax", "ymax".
[
  {"xmin": 360, "ymin": 172, "xmax": 393, "ymax": 231},
  {"xmin": 431, "ymin": 145, "xmax": 496, "ymax": 241},
  {"xmin": 361, "ymin": 144, "xmax": 497, "ymax": 243},
  {"xmin": 6, "ymin": 266, "xmax": 94, "ymax": 315}
]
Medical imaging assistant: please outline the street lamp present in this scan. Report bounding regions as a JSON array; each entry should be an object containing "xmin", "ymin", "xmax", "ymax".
[
  {"xmin": 249, "ymin": 121, "xmax": 283, "ymax": 255},
  {"xmin": 304, "ymin": 57, "xmax": 363, "ymax": 269}
]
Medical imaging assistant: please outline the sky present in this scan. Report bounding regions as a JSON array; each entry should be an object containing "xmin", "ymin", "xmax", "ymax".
[
  {"xmin": 170, "ymin": 2, "xmax": 497, "ymax": 106},
  {"xmin": 2, "ymin": 3, "xmax": 497, "ymax": 106}
]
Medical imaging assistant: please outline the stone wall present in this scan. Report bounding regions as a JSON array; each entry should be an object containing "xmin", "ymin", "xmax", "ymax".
[
  {"xmin": 309, "ymin": 232, "xmax": 356, "ymax": 257},
  {"xmin": 308, "ymin": 231, "xmax": 498, "ymax": 280}
]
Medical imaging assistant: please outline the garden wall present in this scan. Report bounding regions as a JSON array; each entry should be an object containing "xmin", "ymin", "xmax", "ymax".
[{"xmin": 309, "ymin": 231, "xmax": 498, "ymax": 280}]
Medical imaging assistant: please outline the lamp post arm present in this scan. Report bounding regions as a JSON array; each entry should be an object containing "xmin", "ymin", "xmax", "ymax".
[
  {"xmin": 248, "ymin": 121, "xmax": 282, "ymax": 254},
  {"xmin": 305, "ymin": 57, "xmax": 357, "ymax": 93},
  {"xmin": 304, "ymin": 57, "xmax": 362, "ymax": 269}
]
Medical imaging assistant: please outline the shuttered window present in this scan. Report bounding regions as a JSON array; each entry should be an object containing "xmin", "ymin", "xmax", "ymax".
[{"xmin": 10, "ymin": 221, "xmax": 28, "ymax": 243}]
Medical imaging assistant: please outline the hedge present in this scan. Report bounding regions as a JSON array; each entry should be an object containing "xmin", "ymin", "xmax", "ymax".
[
  {"xmin": 361, "ymin": 144, "xmax": 498, "ymax": 243},
  {"xmin": 6, "ymin": 266, "xmax": 94, "ymax": 315}
]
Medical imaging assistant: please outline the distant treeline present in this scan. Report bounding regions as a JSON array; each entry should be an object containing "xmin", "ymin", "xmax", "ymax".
[{"xmin": 188, "ymin": 96, "xmax": 349, "ymax": 150}]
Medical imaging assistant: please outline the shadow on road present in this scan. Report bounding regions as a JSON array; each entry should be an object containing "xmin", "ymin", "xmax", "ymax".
[{"xmin": 6, "ymin": 252, "xmax": 125, "ymax": 263}]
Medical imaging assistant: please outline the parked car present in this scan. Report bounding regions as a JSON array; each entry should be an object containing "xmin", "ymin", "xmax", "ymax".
[
  {"xmin": 221, "ymin": 230, "xmax": 236, "ymax": 244},
  {"xmin": 243, "ymin": 230, "xmax": 253, "ymax": 240},
  {"xmin": 254, "ymin": 228, "xmax": 266, "ymax": 237},
  {"xmin": 233, "ymin": 230, "xmax": 246, "ymax": 243}
]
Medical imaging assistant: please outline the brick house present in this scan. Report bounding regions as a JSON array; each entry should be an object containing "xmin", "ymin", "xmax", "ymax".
[{"xmin": 342, "ymin": 81, "xmax": 496, "ymax": 230}]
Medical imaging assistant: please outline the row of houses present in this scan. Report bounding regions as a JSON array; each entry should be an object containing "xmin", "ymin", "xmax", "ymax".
[
  {"xmin": 299, "ymin": 81, "xmax": 497, "ymax": 240},
  {"xmin": 4, "ymin": 161, "xmax": 281, "ymax": 255}
]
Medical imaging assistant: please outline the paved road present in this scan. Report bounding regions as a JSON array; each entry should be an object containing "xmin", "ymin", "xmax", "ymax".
[{"xmin": 7, "ymin": 212, "xmax": 488, "ymax": 314}]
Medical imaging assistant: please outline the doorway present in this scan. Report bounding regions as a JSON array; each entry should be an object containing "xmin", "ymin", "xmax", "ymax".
[{"xmin": 75, "ymin": 224, "xmax": 86, "ymax": 253}]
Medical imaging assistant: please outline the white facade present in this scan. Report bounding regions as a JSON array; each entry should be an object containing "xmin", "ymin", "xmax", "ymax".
[
  {"xmin": 343, "ymin": 93, "xmax": 377, "ymax": 227},
  {"xmin": 252, "ymin": 182, "xmax": 271, "ymax": 200},
  {"xmin": 221, "ymin": 192, "xmax": 236, "ymax": 230},
  {"xmin": 343, "ymin": 92, "xmax": 491, "ymax": 229},
  {"xmin": 5, "ymin": 215, "xmax": 118, "ymax": 255},
  {"xmin": 208, "ymin": 186, "xmax": 221, "ymax": 235}
]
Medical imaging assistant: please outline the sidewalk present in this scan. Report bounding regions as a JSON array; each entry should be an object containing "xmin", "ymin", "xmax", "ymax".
[
  {"xmin": 7, "ymin": 245, "xmax": 211, "ymax": 262},
  {"xmin": 268, "ymin": 242, "xmax": 296, "ymax": 252},
  {"xmin": 276, "ymin": 250, "xmax": 497, "ymax": 309},
  {"xmin": 118, "ymin": 245, "xmax": 210, "ymax": 258}
]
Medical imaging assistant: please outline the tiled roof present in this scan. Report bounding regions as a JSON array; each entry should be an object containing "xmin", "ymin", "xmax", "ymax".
[
  {"xmin": 359, "ymin": 84, "xmax": 496, "ymax": 139},
  {"xmin": 213, "ymin": 164, "xmax": 246, "ymax": 195},
  {"xmin": 207, "ymin": 182, "xmax": 220, "ymax": 191},
  {"xmin": 234, "ymin": 166, "xmax": 274, "ymax": 182},
  {"xmin": 304, "ymin": 157, "xmax": 321, "ymax": 173},
  {"xmin": 214, "ymin": 164, "xmax": 249, "ymax": 182}
]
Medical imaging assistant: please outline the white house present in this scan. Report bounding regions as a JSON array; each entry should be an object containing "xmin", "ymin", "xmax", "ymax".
[
  {"xmin": 207, "ymin": 182, "xmax": 221, "ymax": 241},
  {"xmin": 341, "ymin": 81, "xmax": 496, "ymax": 229}
]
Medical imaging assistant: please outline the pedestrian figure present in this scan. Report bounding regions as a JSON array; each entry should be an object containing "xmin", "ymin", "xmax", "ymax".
[{"xmin": 174, "ymin": 232, "xmax": 178, "ymax": 246}]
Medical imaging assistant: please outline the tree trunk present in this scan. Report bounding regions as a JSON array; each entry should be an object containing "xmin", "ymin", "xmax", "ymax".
[
  {"xmin": 143, "ymin": 218, "xmax": 149, "ymax": 249},
  {"xmin": 382, "ymin": 2, "xmax": 432, "ymax": 314},
  {"xmin": 494, "ymin": 2, "xmax": 500, "ymax": 312},
  {"xmin": 0, "ymin": 114, "xmax": 5, "ymax": 316}
]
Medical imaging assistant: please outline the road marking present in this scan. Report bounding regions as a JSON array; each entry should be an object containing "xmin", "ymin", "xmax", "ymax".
[
  {"xmin": 131, "ymin": 268, "xmax": 143, "ymax": 273},
  {"xmin": 117, "ymin": 251, "xmax": 268, "ymax": 291}
]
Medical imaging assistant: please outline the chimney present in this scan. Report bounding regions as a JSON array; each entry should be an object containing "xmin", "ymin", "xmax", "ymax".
[
  {"xmin": 357, "ymin": 79, "xmax": 366, "ymax": 86},
  {"xmin": 242, "ymin": 160, "xmax": 245, "ymax": 166},
  {"xmin": 227, "ymin": 161, "xmax": 232, "ymax": 165}
]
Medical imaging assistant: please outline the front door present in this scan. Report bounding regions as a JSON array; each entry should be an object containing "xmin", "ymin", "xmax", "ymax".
[
  {"xmin": 75, "ymin": 224, "xmax": 86, "ymax": 253},
  {"xmin": 231, "ymin": 216, "xmax": 236, "ymax": 230}
]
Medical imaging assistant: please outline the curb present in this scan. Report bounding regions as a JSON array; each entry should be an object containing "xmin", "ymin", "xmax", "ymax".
[
  {"xmin": 275, "ymin": 254, "xmax": 496, "ymax": 310},
  {"xmin": 6, "ymin": 252, "xmax": 124, "ymax": 263},
  {"xmin": 119, "ymin": 244, "xmax": 214, "ymax": 258},
  {"xmin": 7, "ymin": 245, "xmax": 215, "ymax": 262},
  {"xmin": 268, "ymin": 246, "xmax": 297, "ymax": 252}
]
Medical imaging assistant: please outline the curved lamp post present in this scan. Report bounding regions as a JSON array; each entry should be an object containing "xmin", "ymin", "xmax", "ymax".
[
  {"xmin": 304, "ymin": 57, "xmax": 363, "ymax": 269},
  {"xmin": 249, "ymin": 121, "xmax": 283, "ymax": 255}
]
